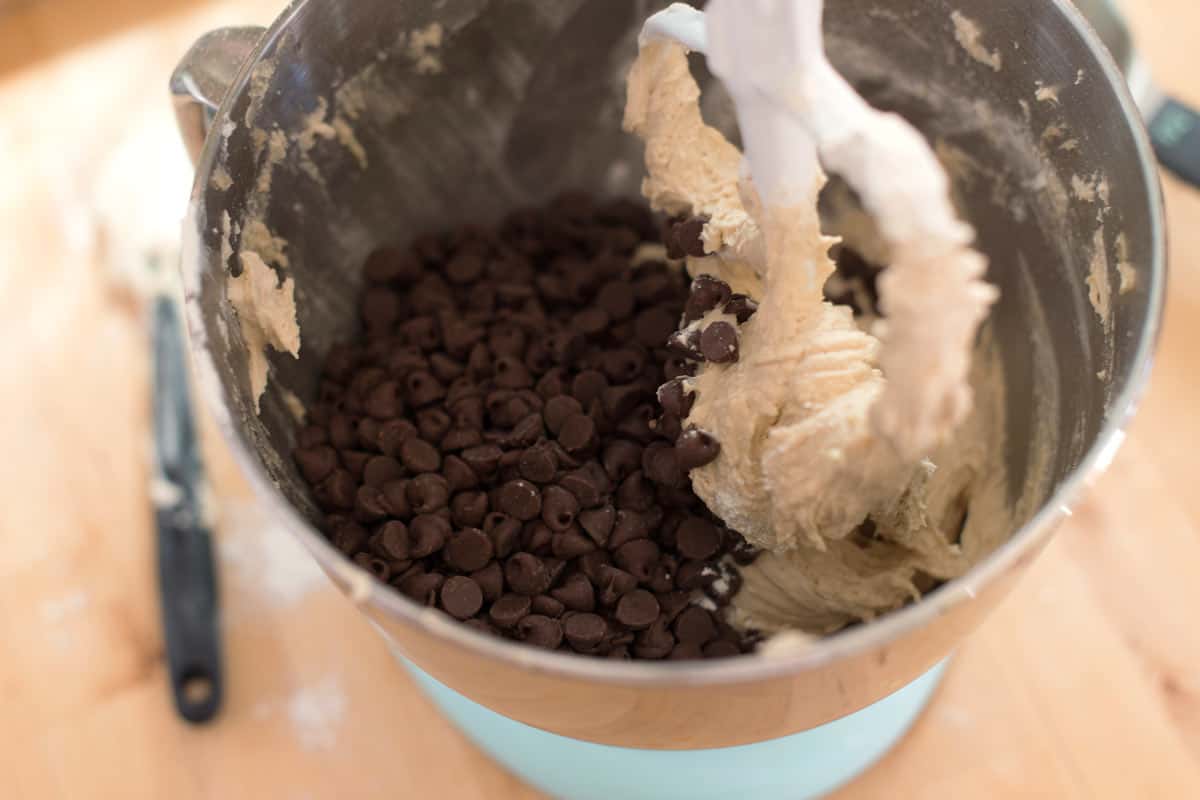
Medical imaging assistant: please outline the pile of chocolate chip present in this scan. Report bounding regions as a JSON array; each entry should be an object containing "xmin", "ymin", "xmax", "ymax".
[{"xmin": 292, "ymin": 193, "xmax": 762, "ymax": 660}]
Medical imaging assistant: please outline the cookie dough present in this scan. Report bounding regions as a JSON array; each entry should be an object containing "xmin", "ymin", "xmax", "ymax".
[{"xmin": 625, "ymin": 34, "xmax": 1003, "ymax": 631}]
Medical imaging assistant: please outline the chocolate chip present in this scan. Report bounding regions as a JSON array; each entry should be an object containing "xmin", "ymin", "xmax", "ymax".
[
  {"xmin": 518, "ymin": 443, "xmax": 558, "ymax": 484},
  {"xmin": 573, "ymin": 308, "xmax": 610, "ymax": 336},
  {"xmin": 634, "ymin": 307, "xmax": 677, "ymax": 348},
  {"xmin": 609, "ymin": 510, "xmax": 650, "ymax": 550},
  {"xmin": 557, "ymin": 413, "xmax": 597, "ymax": 455},
  {"xmin": 295, "ymin": 445, "xmax": 337, "ymax": 484},
  {"xmin": 494, "ymin": 480, "xmax": 542, "ymax": 521},
  {"xmin": 560, "ymin": 465, "xmax": 607, "ymax": 508},
  {"xmin": 532, "ymin": 594, "xmax": 566, "ymax": 618},
  {"xmin": 551, "ymin": 529, "xmax": 596, "ymax": 559},
  {"xmin": 467, "ymin": 563, "xmax": 502, "ymax": 603},
  {"xmin": 505, "ymin": 553, "xmax": 552, "ymax": 595},
  {"xmin": 616, "ymin": 470, "xmax": 655, "ymax": 512},
  {"xmin": 363, "ymin": 246, "xmax": 422, "ymax": 285},
  {"xmin": 634, "ymin": 618, "xmax": 676, "ymax": 659},
  {"xmin": 676, "ymin": 517, "xmax": 722, "ymax": 561},
  {"xmin": 486, "ymin": 515, "xmax": 522, "ymax": 558},
  {"xmin": 675, "ymin": 428, "xmax": 721, "ymax": 471},
  {"xmin": 405, "ymin": 370, "xmax": 446, "ymax": 407},
  {"xmin": 339, "ymin": 450, "xmax": 372, "ymax": 479},
  {"xmin": 700, "ymin": 322, "xmax": 739, "ymax": 364},
  {"xmin": 489, "ymin": 593, "xmax": 532, "ymax": 628},
  {"xmin": 724, "ymin": 294, "xmax": 758, "ymax": 323},
  {"xmin": 354, "ymin": 553, "xmax": 392, "ymax": 582},
  {"xmin": 521, "ymin": 521, "xmax": 554, "ymax": 555},
  {"xmin": 409, "ymin": 514, "xmax": 450, "ymax": 557},
  {"xmin": 543, "ymin": 395, "xmax": 583, "ymax": 434},
  {"xmin": 442, "ymin": 428, "xmax": 482, "ymax": 451},
  {"xmin": 362, "ymin": 288, "xmax": 401, "ymax": 329},
  {"xmin": 518, "ymin": 615, "xmax": 563, "ymax": 649},
  {"xmin": 671, "ymin": 216, "xmax": 709, "ymax": 258},
  {"xmin": 331, "ymin": 521, "xmax": 369, "ymax": 555},
  {"xmin": 613, "ymin": 539, "xmax": 661, "ymax": 583},
  {"xmin": 416, "ymin": 407, "xmax": 452, "ymax": 443},
  {"xmin": 446, "ymin": 252, "xmax": 485, "ymax": 285},
  {"xmin": 666, "ymin": 328, "xmax": 703, "ymax": 360},
  {"xmin": 641, "ymin": 442, "xmax": 684, "ymax": 488},
  {"xmin": 676, "ymin": 559, "xmax": 717, "ymax": 590},
  {"xmin": 703, "ymin": 640, "xmax": 741, "ymax": 658},
  {"xmin": 564, "ymin": 613, "xmax": 607, "ymax": 650},
  {"xmin": 450, "ymin": 491, "xmax": 488, "ymax": 527},
  {"xmin": 615, "ymin": 590, "xmax": 660, "ymax": 630},
  {"xmin": 656, "ymin": 379, "xmax": 695, "ymax": 418},
  {"xmin": 596, "ymin": 565, "xmax": 639, "ymax": 606},
  {"xmin": 540, "ymin": 485, "xmax": 580, "ymax": 532},
  {"xmin": 461, "ymin": 444, "xmax": 503, "ymax": 477},
  {"xmin": 551, "ymin": 573, "xmax": 596, "ymax": 612},
  {"xmin": 408, "ymin": 473, "xmax": 449, "ymax": 513},
  {"xmin": 596, "ymin": 281, "xmax": 636, "ymax": 320},
  {"xmin": 674, "ymin": 606, "xmax": 718, "ymax": 645},
  {"xmin": 440, "ymin": 576, "xmax": 484, "ymax": 619},
  {"xmin": 578, "ymin": 505, "xmax": 616, "ymax": 545},
  {"xmin": 378, "ymin": 419, "xmax": 419, "ymax": 457},
  {"xmin": 570, "ymin": 370, "xmax": 608, "ymax": 406},
  {"xmin": 444, "ymin": 528, "xmax": 494, "ymax": 572},
  {"xmin": 355, "ymin": 485, "xmax": 389, "ymax": 521},
  {"xmin": 399, "ymin": 571, "xmax": 444, "ymax": 605},
  {"xmin": 669, "ymin": 642, "xmax": 704, "ymax": 660},
  {"xmin": 318, "ymin": 469, "xmax": 358, "ymax": 510},
  {"xmin": 442, "ymin": 455, "xmax": 479, "ymax": 492},
  {"xmin": 683, "ymin": 274, "xmax": 732, "ymax": 324}
]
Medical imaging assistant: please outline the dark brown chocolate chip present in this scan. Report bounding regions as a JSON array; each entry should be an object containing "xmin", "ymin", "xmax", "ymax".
[
  {"xmin": 429, "ymin": 353, "xmax": 465, "ymax": 383},
  {"xmin": 518, "ymin": 615, "xmax": 563, "ymax": 649},
  {"xmin": 339, "ymin": 450, "xmax": 372, "ymax": 479},
  {"xmin": 596, "ymin": 281, "xmax": 636, "ymax": 321},
  {"xmin": 461, "ymin": 444, "xmax": 503, "ymax": 477},
  {"xmin": 407, "ymin": 473, "xmax": 449, "ymax": 513},
  {"xmin": 405, "ymin": 370, "xmax": 446, "ymax": 407},
  {"xmin": 442, "ymin": 428, "xmax": 482, "ymax": 451},
  {"xmin": 440, "ymin": 576, "xmax": 484, "ymax": 619},
  {"xmin": 703, "ymin": 640, "xmax": 741, "ymax": 658},
  {"xmin": 370, "ymin": 521, "xmax": 407, "ymax": 560},
  {"xmin": 522, "ymin": 521, "xmax": 554, "ymax": 555},
  {"xmin": 656, "ymin": 590, "xmax": 692, "ymax": 622},
  {"xmin": 360, "ymin": 455, "xmax": 401, "ymax": 488},
  {"xmin": 559, "ymin": 465, "xmax": 606, "ymax": 509},
  {"xmin": 675, "ymin": 428, "xmax": 721, "ymax": 471},
  {"xmin": 489, "ymin": 593, "xmax": 532, "ymax": 628},
  {"xmin": 573, "ymin": 308, "xmax": 610, "ymax": 336},
  {"xmin": 676, "ymin": 559, "xmax": 717, "ymax": 590},
  {"xmin": 570, "ymin": 370, "xmax": 609, "ymax": 406},
  {"xmin": 634, "ymin": 307, "xmax": 678, "ymax": 348},
  {"xmin": 683, "ymin": 274, "xmax": 733, "ymax": 324},
  {"xmin": 557, "ymin": 413, "xmax": 597, "ymax": 455},
  {"xmin": 671, "ymin": 216, "xmax": 709, "ymax": 258},
  {"xmin": 656, "ymin": 379, "xmax": 695, "ymax": 418},
  {"xmin": 551, "ymin": 529, "xmax": 597, "ymax": 559},
  {"xmin": 676, "ymin": 517, "xmax": 722, "ymax": 561},
  {"xmin": 601, "ymin": 440, "xmax": 642, "ymax": 483},
  {"xmin": 444, "ymin": 528, "xmax": 494, "ymax": 572},
  {"xmin": 578, "ymin": 505, "xmax": 616, "ymax": 545},
  {"xmin": 493, "ymin": 355, "xmax": 533, "ymax": 390},
  {"xmin": 399, "ymin": 571, "xmax": 444, "ymax": 605},
  {"xmin": 297, "ymin": 425, "xmax": 329, "ymax": 449},
  {"xmin": 564, "ymin": 613, "xmax": 607, "ymax": 650},
  {"xmin": 634, "ymin": 618, "xmax": 676, "ymax": 659},
  {"xmin": 641, "ymin": 442, "xmax": 684, "ymax": 488},
  {"xmin": 329, "ymin": 415, "xmax": 357, "ymax": 450},
  {"xmin": 354, "ymin": 485, "xmax": 389, "ymax": 521},
  {"xmin": 486, "ymin": 515, "xmax": 522, "ymax": 558},
  {"xmin": 674, "ymin": 606, "xmax": 718, "ymax": 645},
  {"xmin": 362, "ymin": 288, "xmax": 401, "ymax": 329},
  {"xmin": 616, "ymin": 470, "xmax": 655, "ymax": 512},
  {"xmin": 380, "ymin": 479, "xmax": 411, "ymax": 517},
  {"xmin": 669, "ymin": 642, "xmax": 704, "ymax": 660},
  {"xmin": 609, "ymin": 510, "xmax": 650, "ymax": 550},
  {"xmin": 518, "ymin": 443, "xmax": 558, "ymax": 484},
  {"xmin": 601, "ymin": 384, "xmax": 647, "ymax": 419},
  {"xmin": 531, "ymin": 594, "xmax": 566, "ymax": 618},
  {"xmin": 613, "ymin": 539, "xmax": 661, "ymax": 583},
  {"xmin": 366, "ymin": 380, "xmax": 403, "ymax": 420},
  {"xmin": 505, "ymin": 553, "xmax": 552, "ymax": 595},
  {"xmin": 551, "ymin": 573, "xmax": 596, "ymax": 612},
  {"xmin": 540, "ymin": 486, "xmax": 581, "ymax": 532},
  {"xmin": 699, "ymin": 322, "xmax": 739, "ymax": 364},
  {"xmin": 295, "ymin": 445, "xmax": 337, "ymax": 484},
  {"xmin": 666, "ymin": 328, "xmax": 703, "ymax": 360},
  {"xmin": 353, "ymin": 553, "xmax": 392, "ymax": 582},
  {"xmin": 318, "ymin": 469, "xmax": 358, "ymax": 510},
  {"xmin": 494, "ymin": 480, "xmax": 542, "ymax": 521},
  {"xmin": 724, "ymin": 294, "xmax": 758, "ymax": 323},
  {"xmin": 331, "ymin": 521, "xmax": 369, "ymax": 555},
  {"xmin": 416, "ymin": 407, "xmax": 452, "ymax": 443},
  {"xmin": 615, "ymin": 589, "xmax": 660, "ymax": 630},
  {"xmin": 363, "ymin": 246, "xmax": 422, "ymax": 285},
  {"xmin": 543, "ymin": 395, "xmax": 583, "ymax": 435},
  {"xmin": 450, "ymin": 491, "xmax": 488, "ymax": 527},
  {"xmin": 442, "ymin": 455, "xmax": 479, "ymax": 492},
  {"xmin": 409, "ymin": 514, "xmax": 450, "ymax": 557},
  {"xmin": 378, "ymin": 419, "xmax": 419, "ymax": 457},
  {"xmin": 446, "ymin": 252, "xmax": 485, "ymax": 285},
  {"xmin": 596, "ymin": 565, "xmax": 639, "ymax": 606}
]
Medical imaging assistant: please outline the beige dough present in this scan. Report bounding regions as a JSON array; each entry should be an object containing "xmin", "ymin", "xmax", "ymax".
[
  {"xmin": 625, "ymin": 40, "xmax": 1004, "ymax": 632},
  {"xmin": 227, "ymin": 250, "xmax": 301, "ymax": 412}
]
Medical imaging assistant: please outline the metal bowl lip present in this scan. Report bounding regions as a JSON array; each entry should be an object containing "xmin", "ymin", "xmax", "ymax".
[{"xmin": 183, "ymin": 0, "xmax": 1166, "ymax": 689}]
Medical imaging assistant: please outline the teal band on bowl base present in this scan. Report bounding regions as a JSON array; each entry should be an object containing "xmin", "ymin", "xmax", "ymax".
[{"xmin": 406, "ymin": 660, "xmax": 948, "ymax": 800}]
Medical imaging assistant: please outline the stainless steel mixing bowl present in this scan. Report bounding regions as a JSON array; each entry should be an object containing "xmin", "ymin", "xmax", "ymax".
[{"xmin": 174, "ymin": 0, "xmax": 1164, "ymax": 749}]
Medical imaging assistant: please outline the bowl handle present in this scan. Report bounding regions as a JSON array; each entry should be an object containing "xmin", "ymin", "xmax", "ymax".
[{"xmin": 170, "ymin": 26, "xmax": 266, "ymax": 164}]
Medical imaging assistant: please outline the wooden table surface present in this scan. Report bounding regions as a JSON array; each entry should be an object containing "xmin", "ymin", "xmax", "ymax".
[{"xmin": 2, "ymin": 1, "xmax": 1198, "ymax": 797}]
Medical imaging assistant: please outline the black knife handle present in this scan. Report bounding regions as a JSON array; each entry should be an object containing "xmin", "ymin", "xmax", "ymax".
[
  {"xmin": 1149, "ymin": 98, "xmax": 1200, "ymax": 189},
  {"xmin": 157, "ymin": 502, "xmax": 223, "ymax": 723}
]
